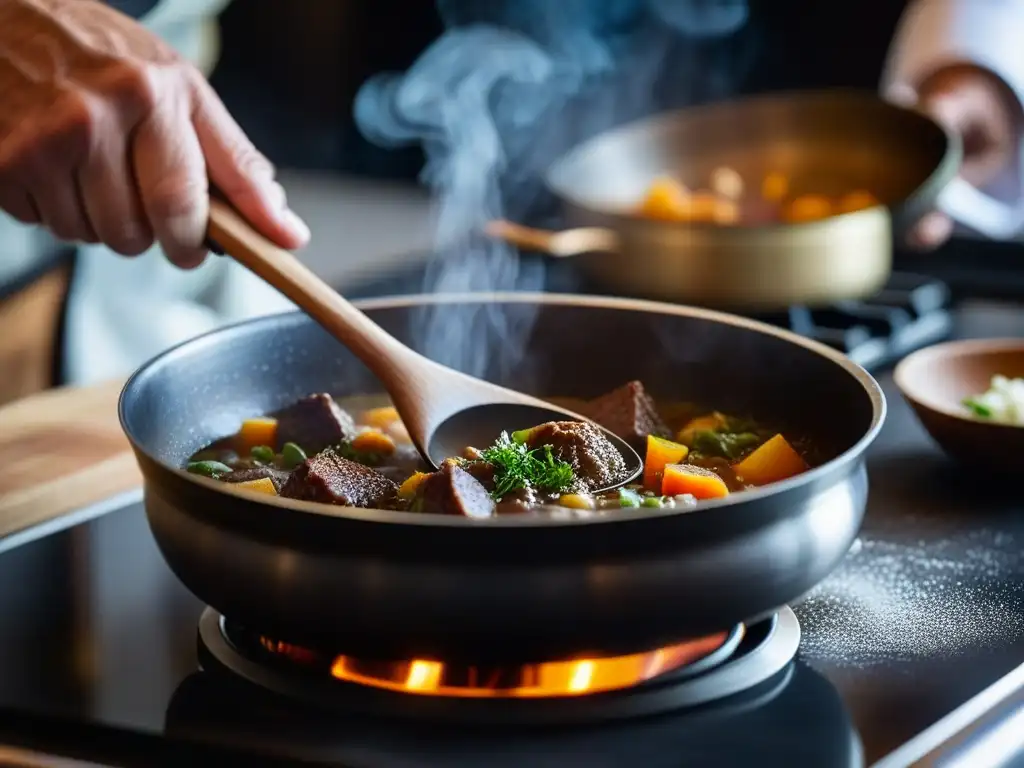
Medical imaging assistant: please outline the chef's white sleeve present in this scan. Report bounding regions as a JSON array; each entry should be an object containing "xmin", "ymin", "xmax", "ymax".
[
  {"xmin": 882, "ymin": 0, "xmax": 1024, "ymax": 230},
  {"xmin": 882, "ymin": 0, "xmax": 1024, "ymax": 109}
]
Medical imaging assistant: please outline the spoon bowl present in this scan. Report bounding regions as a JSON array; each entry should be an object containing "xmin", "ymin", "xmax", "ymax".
[
  {"xmin": 428, "ymin": 403, "xmax": 643, "ymax": 494},
  {"xmin": 205, "ymin": 199, "xmax": 643, "ymax": 490}
]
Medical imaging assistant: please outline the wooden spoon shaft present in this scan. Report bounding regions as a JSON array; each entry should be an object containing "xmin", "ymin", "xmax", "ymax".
[{"xmin": 207, "ymin": 199, "xmax": 414, "ymax": 382}]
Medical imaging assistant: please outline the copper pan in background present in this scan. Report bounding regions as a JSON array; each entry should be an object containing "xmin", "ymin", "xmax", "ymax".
[{"xmin": 488, "ymin": 90, "xmax": 1024, "ymax": 311}]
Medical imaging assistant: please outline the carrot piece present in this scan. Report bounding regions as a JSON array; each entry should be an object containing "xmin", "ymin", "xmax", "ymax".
[
  {"xmin": 835, "ymin": 189, "xmax": 879, "ymax": 214},
  {"xmin": 732, "ymin": 433, "xmax": 809, "ymax": 486},
  {"xmin": 643, "ymin": 435, "xmax": 689, "ymax": 491},
  {"xmin": 399, "ymin": 472, "xmax": 430, "ymax": 500},
  {"xmin": 782, "ymin": 194, "xmax": 833, "ymax": 223},
  {"xmin": 360, "ymin": 406, "xmax": 400, "ymax": 430},
  {"xmin": 761, "ymin": 172, "xmax": 789, "ymax": 202},
  {"xmin": 638, "ymin": 176, "xmax": 692, "ymax": 221},
  {"xmin": 236, "ymin": 417, "xmax": 278, "ymax": 454},
  {"xmin": 676, "ymin": 412, "xmax": 728, "ymax": 446},
  {"xmin": 233, "ymin": 477, "xmax": 278, "ymax": 496},
  {"xmin": 662, "ymin": 464, "xmax": 730, "ymax": 500},
  {"xmin": 351, "ymin": 430, "xmax": 397, "ymax": 457}
]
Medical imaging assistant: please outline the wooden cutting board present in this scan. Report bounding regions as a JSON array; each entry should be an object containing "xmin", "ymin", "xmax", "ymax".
[{"xmin": 0, "ymin": 379, "xmax": 140, "ymax": 539}]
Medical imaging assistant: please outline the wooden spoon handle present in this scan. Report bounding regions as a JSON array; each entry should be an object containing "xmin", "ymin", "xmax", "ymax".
[
  {"xmin": 484, "ymin": 220, "xmax": 618, "ymax": 257},
  {"xmin": 207, "ymin": 198, "xmax": 413, "ymax": 381}
]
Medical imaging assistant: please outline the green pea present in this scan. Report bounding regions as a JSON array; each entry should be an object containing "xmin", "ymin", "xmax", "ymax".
[
  {"xmin": 186, "ymin": 460, "xmax": 234, "ymax": 479},
  {"xmin": 511, "ymin": 428, "xmax": 533, "ymax": 444},
  {"xmin": 618, "ymin": 488, "xmax": 642, "ymax": 508},
  {"xmin": 692, "ymin": 429, "xmax": 761, "ymax": 460},
  {"xmin": 641, "ymin": 495, "xmax": 665, "ymax": 508},
  {"xmin": 281, "ymin": 442, "xmax": 307, "ymax": 469},
  {"xmin": 250, "ymin": 445, "xmax": 275, "ymax": 463}
]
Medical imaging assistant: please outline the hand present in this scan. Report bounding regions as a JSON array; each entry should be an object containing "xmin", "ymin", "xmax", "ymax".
[
  {"xmin": 0, "ymin": 0, "xmax": 310, "ymax": 268},
  {"xmin": 907, "ymin": 64, "xmax": 1021, "ymax": 250}
]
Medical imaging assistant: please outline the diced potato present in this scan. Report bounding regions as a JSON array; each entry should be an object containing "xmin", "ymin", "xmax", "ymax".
[
  {"xmin": 732, "ymin": 433, "xmax": 809, "ymax": 486},
  {"xmin": 638, "ymin": 176, "xmax": 692, "ymax": 220},
  {"xmin": 643, "ymin": 435, "xmax": 689, "ymax": 492},
  {"xmin": 559, "ymin": 493, "xmax": 596, "ymax": 510},
  {"xmin": 352, "ymin": 430, "xmax": 397, "ymax": 456},
  {"xmin": 360, "ymin": 406, "xmax": 400, "ymax": 430},
  {"xmin": 234, "ymin": 477, "xmax": 278, "ymax": 496},
  {"xmin": 399, "ymin": 472, "xmax": 430, "ymax": 499},
  {"xmin": 710, "ymin": 166, "xmax": 744, "ymax": 200}
]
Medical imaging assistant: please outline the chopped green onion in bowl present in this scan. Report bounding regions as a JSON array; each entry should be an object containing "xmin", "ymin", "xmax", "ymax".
[{"xmin": 962, "ymin": 375, "xmax": 1024, "ymax": 425}]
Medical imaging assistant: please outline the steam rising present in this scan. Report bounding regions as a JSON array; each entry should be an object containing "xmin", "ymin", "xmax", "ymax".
[{"xmin": 355, "ymin": 0, "xmax": 751, "ymax": 380}]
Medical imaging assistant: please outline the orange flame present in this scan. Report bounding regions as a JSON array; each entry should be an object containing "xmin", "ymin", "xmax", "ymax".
[{"xmin": 256, "ymin": 629, "xmax": 737, "ymax": 699}]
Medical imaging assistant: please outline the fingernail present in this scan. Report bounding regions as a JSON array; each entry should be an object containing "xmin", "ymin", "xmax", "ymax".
[{"xmin": 282, "ymin": 208, "xmax": 311, "ymax": 243}]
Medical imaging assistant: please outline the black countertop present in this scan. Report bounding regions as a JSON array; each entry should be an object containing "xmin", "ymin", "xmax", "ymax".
[
  {"xmin": 0, "ymin": 298, "xmax": 1020, "ymax": 767},
  {"xmin": 798, "ymin": 299, "xmax": 1024, "ymax": 760}
]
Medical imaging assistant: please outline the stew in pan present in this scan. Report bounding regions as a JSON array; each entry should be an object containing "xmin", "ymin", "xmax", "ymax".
[
  {"xmin": 185, "ymin": 380, "xmax": 816, "ymax": 518},
  {"xmin": 635, "ymin": 171, "xmax": 881, "ymax": 226}
]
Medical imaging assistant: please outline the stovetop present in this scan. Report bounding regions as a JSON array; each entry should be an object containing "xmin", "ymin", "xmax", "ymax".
[{"xmin": 0, "ymin": 302, "xmax": 1022, "ymax": 767}]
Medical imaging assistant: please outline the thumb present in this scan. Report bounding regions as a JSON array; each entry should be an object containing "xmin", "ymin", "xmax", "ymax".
[
  {"xmin": 919, "ymin": 87, "xmax": 972, "ymax": 136},
  {"xmin": 190, "ymin": 78, "xmax": 310, "ymax": 250}
]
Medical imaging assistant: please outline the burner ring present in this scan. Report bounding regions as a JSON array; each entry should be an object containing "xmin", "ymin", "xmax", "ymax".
[{"xmin": 197, "ymin": 607, "xmax": 800, "ymax": 725}]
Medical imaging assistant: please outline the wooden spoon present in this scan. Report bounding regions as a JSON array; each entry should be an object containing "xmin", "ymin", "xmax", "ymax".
[{"xmin": 206, "ymin": 199, "xmax": 642, "ymax": 491}]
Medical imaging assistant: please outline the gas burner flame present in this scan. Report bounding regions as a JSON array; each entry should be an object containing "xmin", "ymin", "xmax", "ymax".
[{"xmin": 256, "ymin": 629, "xmax": 740, "ymax": 699}]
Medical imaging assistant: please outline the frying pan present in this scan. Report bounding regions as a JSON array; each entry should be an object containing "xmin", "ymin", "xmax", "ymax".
[
  {"xmin": 488, "ymin": 90, "xmax": 1024, "ymax": 310},
  {"xmin": 119, "ymin": 294, "xmax": 885, "ymax": 663}
]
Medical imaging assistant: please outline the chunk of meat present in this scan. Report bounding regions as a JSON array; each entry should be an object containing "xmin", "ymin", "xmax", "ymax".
[
  {"xmin": 225, "ymin": 466, "xmax": 292, "ymax": 493},
  {"xmin": 460, "ymin": 459, "xmax": 497, "ymax": 491},
  {"xmin": 280, "ymin": 449, "xmax": 397, "ymax": 508},
  {"xmin": 417, "ymin": 463, "xmax": 496, "ymax": 519},
  {"xmin": 524, "ymin": 421, "xmax": 629, "ymax": 491},
  {"xmin": 581, "ymin": 380, "xmax": 670, "ymax": 450},
  {"xmin": 274, "ymin": 394, "xmax": 356, "ymax": 454}
]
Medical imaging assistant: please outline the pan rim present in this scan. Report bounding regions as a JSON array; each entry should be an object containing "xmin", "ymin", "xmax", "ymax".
[{"xmin": 119, "ymin": 291, "xmax": 886, "ymax": 529}]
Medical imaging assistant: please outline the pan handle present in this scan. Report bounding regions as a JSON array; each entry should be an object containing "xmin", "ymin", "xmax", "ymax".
[
  {"xmin": 936, "ymin": 175, "xmax": 1024, "ymax": 241},
  {"xmin": 484, "ymin": 220, "xmax": 619, "ymax": 257}
]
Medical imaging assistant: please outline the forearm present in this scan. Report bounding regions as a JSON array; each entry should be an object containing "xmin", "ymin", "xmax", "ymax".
[{"xmin": 882, "ymin": 0, "xmax": 1024, "ymax": 110}]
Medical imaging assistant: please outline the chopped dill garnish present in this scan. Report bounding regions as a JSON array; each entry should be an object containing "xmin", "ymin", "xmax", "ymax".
[{"xmin": 480, "ymin": 431, "xmax": 575, "ymax": 499}]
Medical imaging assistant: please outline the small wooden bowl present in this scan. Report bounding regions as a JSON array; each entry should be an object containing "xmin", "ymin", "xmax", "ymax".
[{"xmin": 894, "ymin": 339, "xmax": 1024, "ymax": 473}]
